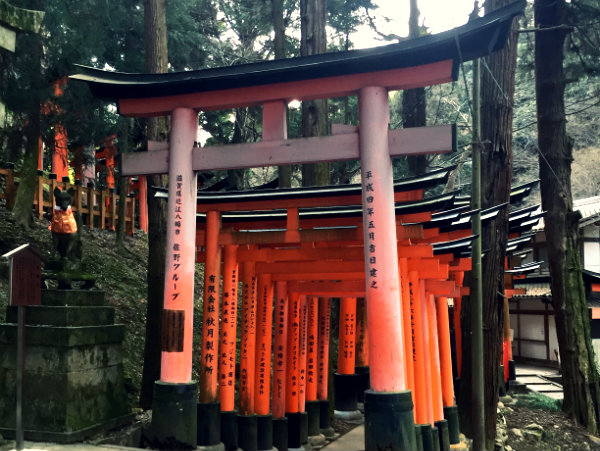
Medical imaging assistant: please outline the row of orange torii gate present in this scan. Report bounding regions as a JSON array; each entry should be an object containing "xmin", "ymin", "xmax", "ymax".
[
  {"xmin": 70, "ymin": 2, "xmax": 527, "ymax": 450},
  {"xmin": 168, "ymin": 173, "xmax": 538, "ymax": 451},
  {"xmin": 40, "ymin": 80, "xmax": 149, "ymax": 232}
]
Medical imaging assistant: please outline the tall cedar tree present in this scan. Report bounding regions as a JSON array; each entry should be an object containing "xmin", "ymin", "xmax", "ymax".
[
  {"xmin": 9, "ymin": 1, "xmax": 43, "ymax": 229},
  {"xmin": 535, "ymin": 0, "xmax": 600, "ymax": 433},
  {"xmin": 458, "ymin": 1, "xmax": 519, "ymax": 447},
  {"xmin": 140, "ymin": 0, "xmax": 170, "ymax": 410},
  {"xmin": 273, "ymin": 0, "xmax": 291, "ymax": 188},
  {"xmin": 300, "ymin": 0, "xmax": 329, "ymax": 187},
  {"xmin": 402, "ymin": 0, "xmax": 427, "ymax": 176}
]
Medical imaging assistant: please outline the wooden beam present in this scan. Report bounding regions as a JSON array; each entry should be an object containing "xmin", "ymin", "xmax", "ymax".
[
  {"xmin": 122, "ymin": 125, "xmax": 453, "ymax": 176},
  {"xmin": 117, "ymin": 61, "xmax": 453, "ymax": 117}
]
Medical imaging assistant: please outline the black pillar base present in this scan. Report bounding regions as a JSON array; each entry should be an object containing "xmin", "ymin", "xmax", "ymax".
[
  {"xmin": 318, "ymin": 400, "xmax": 336, "ymax": 438},
  {"xmin": 443, "ymin": 405, "xmax": 460, "ymax": 445},
  {"xmin": 508, "ymin": 360, "xmax": 516, "ymax": 381},
  {"xmin": 306, "ymin": 400, "xmax": 321, "ymax": 436},
  {"xmin": 431, "ymin": 426, "xmax": 440, "ymax": 451},
  {"xmin": 273, "ymin": 417, "xmax": 288, "ymax": 451},
  {"xmin": 420, "ymin": 424, "xmax": 433, "ymax": 451},
  {"xmin": 334, "ymin": 373, "xmax": 359, "ymax": 411},
  {"xmin": 238, "ymin": 414, "xmax": 258, "ymax": 451},
  {"xmin": 198, "ymin": 401, "xmax": 222, "ymax": 447},
  {"xmin": 257, "ymin": 415, "xmax": 274, "ymax": 451},
  {"xmin": 364, "ymin": 390, "xmax": 416, "ymax": 451},
  {"xmin": 355, "ymin": 366, "xmax": 370, "ymax": 403},
  {"xmin": 499, "ymin": 365, "xmax": 507, "ymax": 396},
  {"xmin": 300, "ymin": 411, "xmax": 308, "ymax": 445},
  {"xmin": 285, "ymin": 412, "xmax": 301, "ymax": 449},
  {"xmin": 151, "ymin": 381, "xmax": 197, "ymax": 449},
  {"xmin": 414, "ymin": 425, "xmax": 424, "ymax": 451},
  {"xmin": 434, "ymin": 420, "xmax": 449, "ymax": 451},
  {"xmin": 453, "ymin": 378, "xmax": 460, "ymax": 399},
  {"xmin": 222, "ymin": 411, "xmax": 239, "ymax": 451}
]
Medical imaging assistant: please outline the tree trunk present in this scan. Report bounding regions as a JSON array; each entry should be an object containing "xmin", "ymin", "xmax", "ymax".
[
  {"xmin": 271, "ymin": 0, "xmax": 292, "ymax": 188},
  {"xmin": 535, "ymin": 0, "xmax": 600, "ymax": 433},
  {"xmin": 300, "ymin": 0, "xmax": 329, "ymax": 187},
  {"xmin": 458, "ymin": 1, "xmax": 519, "ymax": 447},
  {"xmin": 115, "ymin": 119, "xmax": 130, "ymax": 248},
  {"xmin": 140, "ymin": 0, "xmax": 169, "ymax": 410},
  {"xmin": 402, "ymin": 0, "xmax": 427, "ymax": 177},
  {"xmin": 12, "ymin": 33, "xmax": 42, "ymax": 229}
]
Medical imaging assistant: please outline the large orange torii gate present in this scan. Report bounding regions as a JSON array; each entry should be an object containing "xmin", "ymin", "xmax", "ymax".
[
  {"xmin": 71, "ymin": 2, "xmax": 524, "ymax": 450},
  {"xmin": 189, "ymin": 184, "xmax": 539, "ymax": 450}
]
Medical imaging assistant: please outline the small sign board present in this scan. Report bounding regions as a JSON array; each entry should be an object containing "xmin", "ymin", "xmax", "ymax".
[{"xmin": 3, "ymin": 243, "xmax": 42, "ymax": 306}]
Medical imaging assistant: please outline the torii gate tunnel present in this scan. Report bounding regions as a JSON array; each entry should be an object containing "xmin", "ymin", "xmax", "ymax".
[{"xmin": 71, "ymin": 2, "xmax": 524, "ymax": 450}]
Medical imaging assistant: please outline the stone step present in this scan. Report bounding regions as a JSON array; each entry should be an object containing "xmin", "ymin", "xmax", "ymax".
[
  {"xmin": 42, "ymin": 290, "xmax": 106, "ymax": 307},
  {"xmin": 5, "ymin": 305, "xmax": 115, "ymax": 327},
  {"xmin": 0, "ymin": 324, "xmax": 124, "ymax": 347}
]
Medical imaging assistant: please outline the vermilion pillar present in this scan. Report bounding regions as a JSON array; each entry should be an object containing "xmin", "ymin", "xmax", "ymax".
[
  {"xmin": 239, "ymin": 260, "xmax": 258, "ymax": 451},
  {"xmin": 399, "ymin": 259, "xmax": 415, "ymax": 395},
  {"xmin": 200, "ymin": 210, "xmax": 221, "ymax": 402},
  {"xmin": 220, "ymin": 245, "xmax": 239, "ymax": 450},
  {"xmin": 305, "ymin": 296, "xmax": 323, "ymax": 440},
  {"xmin": 138, "ymin": 176, "xmax": 148, "ymax": 233},
  {"xmin": 359, "ymin": 86, "xmax": 415, "ymax": 451},
  {"xmin": 286, "ymin": 292, "xmax": 302, "ymax": 449},
  {"xmin": 255, "ymin": 274, "xmax": 275, "ymax": 451},
  {"xmin": 272, "ymin": 282, "xmax": 289, "ymax": 451},
  {"xmin": 355, "ymin": 297, "xmax": 370, "ymax": 404},
  {"xmin": 298, "ymin": 295, "xmax": 309, "ymax": 447},
  {"xmin": 335, "ymin": 297, "xmax": 361, "ymax": 418},
  {"xmin": 198, "ymin": 210, "xmax": 223, "ymax": 447},
  {"xmin": 436, "ymin": 295, "xmax": 460, "ymax": 446},
  {"xmin": 317, "ymin": 297, "xmax": 334, "ymax": 438},
  {"xmin": 427, "ymin": 292, "xmax": 448, "ymax": 451},
  {"xmin": 152, "ymin": 107, "xmax": 198, "ymax": 448}
]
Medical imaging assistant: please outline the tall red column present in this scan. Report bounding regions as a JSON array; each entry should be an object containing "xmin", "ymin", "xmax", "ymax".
[
  {"xmin": 199, "ymin": 210, "xmax": 221, "ymax": 403},
  {"xmin": 317, "ymin": 297, "xmax": 334, "ymax": 437},
  {"xmin": 359, "ymin": 86, "xmax": 415, "ymax": 451},
  {"xmin": 272, "ymin": 282, "xmax": 289, "ymax": 451},
  {"xmin": 198, "ymin": 211, "xmax": 223, "ymax": 447},
  {"xmin": 219, "ymin": 245, "xmax": 239, "ymax": 450},
  {"xmin": 153, "ymin": 107, "xmax": 198, "ymax": 448},
  {"xmin": 286, "ymin": 291, "xmax": 302, "ymax": 449},
  {"xmin": 138, "ymin": 176, "xmax": 148, "ymax": 233}
]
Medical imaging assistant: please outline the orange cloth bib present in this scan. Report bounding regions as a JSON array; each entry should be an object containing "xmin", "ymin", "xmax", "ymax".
[{"xmin": 49, "ymin": 208, "xmax": 78, "ymax": 234}]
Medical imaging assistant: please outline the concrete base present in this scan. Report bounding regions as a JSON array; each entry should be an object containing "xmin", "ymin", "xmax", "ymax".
[
  {"xmin": 221, "ymin": 411, "xmax": 239, "ymax": 451},
  {"xmin": 364, "ymin": 390, "xmax": 415, "ymax": 451},
  {"xmin": 238, "ymin": 414, "xmax": 257, "ymax": 451},
  {"xmin": 0, "ymin": 290, "xmax": 129, "ymax": 443},
  {"xmin": 355, "ymin": 366, "xmax": 370, "ymax": 403},
  {"xmin": 197, "ymin": 443, "xmax": 226, "ymax": 451},
  {"xmin": 443, "ymin": 405, "xmax": 460, "ymax": 445},
  {"xmin": 152, "ymin": 381, "xmax": 197, "ymax": 449},
  {"xmin": 257, "ymin": 414, "xmax": 273, "ymax": 451},
  {"xmin": 333, "ymin": 410, "xmax": 363, "ymax": 423},
  {"xmin": 308, "ymin": 433, "xmax": 326, "ymax": 448},
  {"xmin": 273, "ymin": 417, "xmax": 288, "ymax": 451},
  {"xmin": 285, "ymin": 412, "xmax": 301, "ymax": 449},
  {"xmin": 333, "ymin": 373, "xmax": 359, "ymax": 412},
  {"xmin": 305, "ymin": 400, "xmax": 320, "ymax": 437},
  {"xmin": 198, "ymin": 401, "xmax": 222, "ymax": 447}
]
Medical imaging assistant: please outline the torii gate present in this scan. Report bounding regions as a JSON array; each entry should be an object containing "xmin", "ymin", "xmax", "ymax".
[{"xmin": 70, "ymin": 2, "xmax": 524, "ymax": 449}]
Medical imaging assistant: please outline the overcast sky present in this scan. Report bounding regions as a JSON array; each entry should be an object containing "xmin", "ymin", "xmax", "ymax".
[{"xmin": 351, "ymin": 0, "xmax": 479, "ymax": 48}]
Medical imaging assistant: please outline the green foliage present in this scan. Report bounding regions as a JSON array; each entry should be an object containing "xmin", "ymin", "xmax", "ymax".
[{"xmin": 517, "ymin": 392, "xmax": 563, "ymax": 412}]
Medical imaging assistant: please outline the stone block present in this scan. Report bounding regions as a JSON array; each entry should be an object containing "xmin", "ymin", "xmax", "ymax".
[
  {"xmin": 42, "ymin": 290, "xmax": 106, "ymax": 307},
  {"xmin": 6, "ymin": 306, "xmax": 115, "ymax": 327}
]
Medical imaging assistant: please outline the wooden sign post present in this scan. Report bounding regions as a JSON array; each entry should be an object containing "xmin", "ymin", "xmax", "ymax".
[{"xmin": 2, "ymin": 244, "xmax": 42, "ymax": 451}]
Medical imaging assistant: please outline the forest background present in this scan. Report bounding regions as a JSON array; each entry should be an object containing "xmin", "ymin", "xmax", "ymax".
[{"xmin": 2, "ymin": 1, "xmax": 600, "ymax": 450}]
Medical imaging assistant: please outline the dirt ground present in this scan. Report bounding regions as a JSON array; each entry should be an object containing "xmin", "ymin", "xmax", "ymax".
[{"xmin": 497, "ymin": 395, "xmax": 600, "ymax": 451}]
